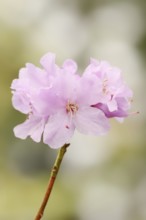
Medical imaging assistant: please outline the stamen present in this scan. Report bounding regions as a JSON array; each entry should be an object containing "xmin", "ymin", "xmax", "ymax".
[
  {"xmin": 102, "ymin": 78, "xmax": 108, "ymax": 94},
  {"xmin": 66, "ymin": 101, "xmax": 78, "ymax": 114},
  {"xmin": 128, "ymin": 111, "xmax": 140, "ymax": 116}
]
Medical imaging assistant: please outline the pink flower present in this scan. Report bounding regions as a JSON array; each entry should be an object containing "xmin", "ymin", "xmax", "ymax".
[
  {"xmin": 11, "ymin": 53, "xmax": 133, "ymax": 148},
  {"xmin": 11, "ymin": 53, "xmax": 57, "ymax": 143},
  {"xmin": 83, "ymin": 59, "xmax": 133, "ymax": 120}
]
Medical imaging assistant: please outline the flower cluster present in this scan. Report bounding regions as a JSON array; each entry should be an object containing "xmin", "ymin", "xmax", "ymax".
[{"xmin": 11, "ymin": 53, "xmax": 133, "ymax": 148}]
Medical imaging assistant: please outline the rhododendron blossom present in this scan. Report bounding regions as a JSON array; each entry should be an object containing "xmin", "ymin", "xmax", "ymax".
[
  {"xmin": 83, "ymin": 59, "xmax": 133, "ymax": 120},
  {"xmin": 11, "ymin": 52, "xmax": 133, "ymax": 148}
]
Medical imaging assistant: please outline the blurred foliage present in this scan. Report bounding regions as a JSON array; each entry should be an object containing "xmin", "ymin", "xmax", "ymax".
[{"xmin": 0, "ymin": 0, "xmax": 145, "ymax": 219}]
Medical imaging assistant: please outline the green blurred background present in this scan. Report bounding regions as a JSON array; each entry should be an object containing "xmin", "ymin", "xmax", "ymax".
[{"xmin": 0, "ymin": 0, "xmax": 145, "ymax": 219}]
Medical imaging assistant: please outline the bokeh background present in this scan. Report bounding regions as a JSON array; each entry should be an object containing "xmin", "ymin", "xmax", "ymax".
[{"xmin": 0, "ymin": 0, "xmax": 145, "ymax": 219}]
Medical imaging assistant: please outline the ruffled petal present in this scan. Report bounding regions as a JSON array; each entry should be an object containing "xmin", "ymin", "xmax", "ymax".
[
  {"xmin": 32, "ymin": 87, "xmax": 64, "ymax": 116},
  {"xmin": 62, "ymin": 59, "xmax": 77, "ymax": 74},
  {"xmin": 43, "ymin": 111, "xmax": 75, "ymax": 148},
  {"xmin": 25, "ymin": 63, "xmax": 48, "ymax": 87},
  {"xmin": 40, "ymin": 52, "xmax": 56, "ymax": 74},
  {"xmin": 107, "ymin": 99, "xmax": 118, "ymax": 112},
  {"xmin": 95, "ymin": 94, "xmax": 132, "ymax": 119},
  {"xmin": 12, "ymin": 92, "xmax": 31, "ymax": 114},
  {"xmin": 14, "ymin": 115, "xmax": 46, "ymax": 142},
  {"xmin": 74, "ymin": 107, "xmax": 110, "ymax": 135}
]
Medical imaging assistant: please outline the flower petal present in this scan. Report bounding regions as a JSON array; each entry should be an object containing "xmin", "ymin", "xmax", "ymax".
[
  {"xmin": 74, "ymin": 107, "xmax": 110, "ymax": 135},
  {"xmin": 62, "ymin": 59, "xmax": 77, "ymax": 74},
  {"xmin": 40, "ymin": 52, "xmax": 56, "ymax": 74},
  {"xmin": 14, "ymin": 115, "xmax": 46, "ymax": 142},
  {"xmin": 95, "ymin": 96, "xmax": 131, "ymax": 118},
  {"xmin": 107, "ymin": 99, "xmax": 117, "ymax": 112},
  {"xmin": 12, "ymin": 92, "xmax": 31, "ymax": 114},
  {"xmin": 32, "ymin": 87, "xmax": 64, "ymax": 116},
  {"xmin": 43, "ymin": 111, "xmax": 75, "ymax": 148}
]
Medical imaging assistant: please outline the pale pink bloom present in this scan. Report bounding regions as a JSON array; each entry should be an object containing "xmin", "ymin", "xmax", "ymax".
[
  {"xmin": 42, "ymin": 74, "xmax": 110, "ymax": 148},
  {"xmin": 11, "ymin": 53, "xmax": 110, "ymax": 148},
  {"xmin": 11, "ymin": 53, "xmax": 133, "ymax": 148},
  {"xmin": 83, "ymin": 59, "xmax": 133, "ymax": 120},
  {"xmin": 11, "ymin": 53, "xmax": 57, "ymax": 143}
]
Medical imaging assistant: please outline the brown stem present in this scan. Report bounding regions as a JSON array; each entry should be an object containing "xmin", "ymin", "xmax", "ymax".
[{"xmin": 34, "ymin": 143, "xmax": 70, "ymax": 220}]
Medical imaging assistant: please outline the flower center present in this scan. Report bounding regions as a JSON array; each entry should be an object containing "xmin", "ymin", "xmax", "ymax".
[{"xmin": 66, "ymin": 101, "xmax": 78, "ymax": 114}]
